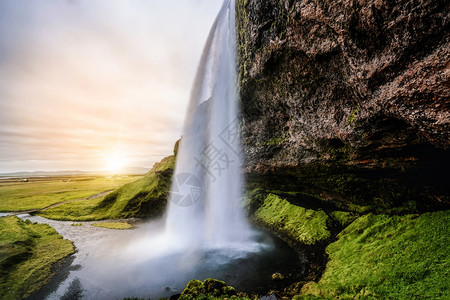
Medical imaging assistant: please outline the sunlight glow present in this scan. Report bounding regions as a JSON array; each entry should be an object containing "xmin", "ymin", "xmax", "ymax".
[
  {"xmin": 0, "ymin": 0, "xmax": 224, "ymax": 173},
  {"xmin": 106, "ymin": 155, "xmax": 125, "ymax": 172}
]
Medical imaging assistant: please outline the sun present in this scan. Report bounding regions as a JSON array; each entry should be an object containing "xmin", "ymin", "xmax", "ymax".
[{"xmin": 106, "ymin": 156, "xmax": 125, "ymax": 173}]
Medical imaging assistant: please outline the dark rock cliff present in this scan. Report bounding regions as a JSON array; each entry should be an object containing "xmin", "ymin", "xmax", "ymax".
[{"xmin": 237, "ymin": 0, "xmax": 449, "ymax": 212}]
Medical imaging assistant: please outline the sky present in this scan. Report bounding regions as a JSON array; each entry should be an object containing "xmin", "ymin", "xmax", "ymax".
[{"xmin": 0, "ymin": 0, "xmax": 223, "ymax": 173}]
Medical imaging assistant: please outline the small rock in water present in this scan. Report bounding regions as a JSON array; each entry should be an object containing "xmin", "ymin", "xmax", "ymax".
[
  {"xmin": 271, "ymin": 272, "xmax": 284, "ymax": 281},
  {"xmin": 169, "ymin": 293, "xmax": 181, "ymax": 300},
  {"xmin": 261, "ymin": 293, "xmax": 278, "ymax": 300}
]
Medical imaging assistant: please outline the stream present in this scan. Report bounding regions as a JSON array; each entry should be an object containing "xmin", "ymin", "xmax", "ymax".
[{"xmin": 17, "ymin": 214, "xmax": 305, "ymax": 300}]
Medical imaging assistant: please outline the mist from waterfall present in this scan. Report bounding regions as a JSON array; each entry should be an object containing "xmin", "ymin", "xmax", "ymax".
[
  {"xmin": 165, "ymin": 0, "xmax": 255, "ymax": 249},
  {"xmin": 21, "ymin": 2, "xmax": 298, "ymax": 299}
]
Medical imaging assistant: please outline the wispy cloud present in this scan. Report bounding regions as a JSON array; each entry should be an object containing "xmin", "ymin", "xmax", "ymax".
[{"xmin": 0, "ymin": 0, "xmax": 223, "ymax": 172}]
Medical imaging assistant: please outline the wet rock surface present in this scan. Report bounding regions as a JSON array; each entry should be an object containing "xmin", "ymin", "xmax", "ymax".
[{"xmin": 237, "ymin": 0, "xmax": 450, "ymax": 211}]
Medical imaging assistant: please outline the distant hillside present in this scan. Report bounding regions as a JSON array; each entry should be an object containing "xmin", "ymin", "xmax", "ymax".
[
  {"xmin": 0, "ymin": 167, "xmax": 151, "ymax": 178},
  {"xmin": 0, "ymin": 170, "xmax": 88, "ymax": 177}
]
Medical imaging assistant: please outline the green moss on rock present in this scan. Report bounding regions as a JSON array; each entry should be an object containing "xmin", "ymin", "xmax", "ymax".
[
  {"xmin": 329, "ymin": 211, "xmax": 358, "ymax": 227},
  {"xmin": 299, "ymin": 211, "xmax": 450, "ymax": 299},
  {"xmin": 252, "ymin": 194, "xmax": 331, "ymax": 246},
  {"xmin": 180, "ymin": 279, "xmax": 237, "ymax": 300}
]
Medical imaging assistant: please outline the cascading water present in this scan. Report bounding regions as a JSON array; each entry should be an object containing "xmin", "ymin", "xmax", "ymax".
[
  {"xmin": 165, "ymin": 0, "xmax": 254, "ymax": 248},
  {"xmin": 19, "ymin": 1, "xmax": 304, "ymax": 298}
]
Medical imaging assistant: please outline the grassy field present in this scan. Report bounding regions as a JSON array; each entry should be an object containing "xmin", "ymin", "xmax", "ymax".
[
  {"xmin": 37, "ymin": 196, "xmax": 107, "ymax": 221},
  {"xmin": 0, "ymin": 216, "xmax": 75, "ymax": 299},
  {"xmin": 0, "ymin": 175, "xmax": 143, "ymax": 212},
  {"xmin": 38, "ymin": 155, "xmax": 174, "ymax": 221}
]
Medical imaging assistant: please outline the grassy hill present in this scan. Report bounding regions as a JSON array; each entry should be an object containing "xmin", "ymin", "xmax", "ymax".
[{"xmin": 38, "ymin": 154, "xmax": 175, "ymax": 221}]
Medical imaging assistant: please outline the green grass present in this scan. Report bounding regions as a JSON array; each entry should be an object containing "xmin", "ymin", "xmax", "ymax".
[
  {"xmin": 91, "ymin": 222, "xmax": 133, "ymax": 230},
  {"xmin": 37, "ymin": 196, "xmax": 106, "ymax": 221},
  {"xmin": 348, "ymin": 106, "xmax": 359, "ymax": 126},
  {"xmin": 252, "ymin": 194, "xmax": 331, "ymax": 245},
  {"xmin": 297, "ymin": 211, "xmax": 450, "ymax": 299},
  {"xmin": 0, "ymin": 175, "xmax": 142, "ymax": 212},
  {"xmin": 39, "ymin": 155, "xmax": 175, "ymax": 221},
  {"xmin": 330, "ymin": 211, "xmax": 358, "ymax": 227},
  {"xmin": 0, "ymin": 216, "xmax": 74, "ymax": 299}
]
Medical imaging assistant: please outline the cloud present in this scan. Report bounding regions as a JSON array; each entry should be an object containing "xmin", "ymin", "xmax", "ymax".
[{"xmin": 0, "ymin": 0, "xmax": 223, "ymax": 173}]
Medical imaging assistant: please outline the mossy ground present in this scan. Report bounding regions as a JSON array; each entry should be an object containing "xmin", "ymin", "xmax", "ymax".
[
  {"xmin": 252, "ymin": 193, "xmax": 331, "ymax": 245},
  {"xmin": 38, "ymin": 155, "xmax": 175, "ymax": 221},
  {"xmin": 0, "ymin": 175, "xmax": 141, "ymax": 212},
  {"xmin": 0, "ymin": 216, "xmax": 74, "ymax": 299},
  {"xmin": 246, "ymin": 189, "xmax": 449, "ymax": 299},
  {"xmin": 297, "ymin": 211, "xmax": 450, "ymax": 299},
  {"xmin": 0, "ymin": 152, "xmax": 175, "ymax": 298},
  {"xmin": 91, "ymin": 221, "xmax": 133, "ymax": 230}
]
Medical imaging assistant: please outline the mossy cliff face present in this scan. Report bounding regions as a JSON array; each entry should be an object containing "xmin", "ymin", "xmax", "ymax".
[{"xmin": 236, "ymin": 0, "xmax": 449, "ymax": 211}]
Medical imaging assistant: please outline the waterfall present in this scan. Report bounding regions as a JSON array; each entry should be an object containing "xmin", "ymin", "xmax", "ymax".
[
  {"xmin": 165, "ymin": 0, "xmax": 253, "ymax": 248},
  {"xmin": 19, "ymin": 2, "xmax": 293, "ymax": 298}
]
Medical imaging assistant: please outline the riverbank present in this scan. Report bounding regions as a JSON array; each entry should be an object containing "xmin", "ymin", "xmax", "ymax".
[
  {"xmin": 1, "ymin": 193, "xmax": 449, "ymax": 299},
  {"xmin": 1, "ymin": 158, "xmax": 449, "ymax": 299},
  {"xmin": 0, "ymin": 216, "xmax": 74, "ymax": 299},
  {"xmin": 245, "ymin": 190, "xmax": 450, "ymax": 299},
  {"xmin": 9, "ymin": 213, "xmax": 304, "ymax": 299}
]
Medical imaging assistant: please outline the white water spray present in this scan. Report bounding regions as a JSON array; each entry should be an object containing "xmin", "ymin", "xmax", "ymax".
[
  {"xmin": 166, "ymin": 0, "xmax": 254, "ymax": 248},
  {"xmin": 14, "ymin": 2, "xmax": 301, "ymax": 298}
]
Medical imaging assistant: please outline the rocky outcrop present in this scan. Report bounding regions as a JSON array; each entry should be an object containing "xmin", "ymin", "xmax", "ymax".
[
  {"xmin": 179, "ymin": 279, "xmax": 237, "ymax": 300},
  {"xmin": 237, "ymin": 0, "xmax": 449, "ymax": 211}
]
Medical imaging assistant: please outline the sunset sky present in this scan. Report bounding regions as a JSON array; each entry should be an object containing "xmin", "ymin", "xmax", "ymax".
[{"xmin": 0, "ymin": 0, "xmax": 223, "ymax": 173}]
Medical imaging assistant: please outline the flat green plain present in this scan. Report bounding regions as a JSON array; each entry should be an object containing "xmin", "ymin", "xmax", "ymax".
[{"xmin": 0, "ymin": 175, "xmax": 143, "ymax": 212}]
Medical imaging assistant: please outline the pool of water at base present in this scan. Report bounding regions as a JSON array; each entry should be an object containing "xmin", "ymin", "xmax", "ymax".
[{"xmin": 19, "ymin": 214, "xmax": 306, "ymax": 300}]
